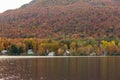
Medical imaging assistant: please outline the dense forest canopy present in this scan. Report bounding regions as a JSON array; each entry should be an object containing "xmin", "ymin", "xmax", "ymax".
[{"xmin": 0, "ymin": 0, "xmax": 120, "ymax": 38}]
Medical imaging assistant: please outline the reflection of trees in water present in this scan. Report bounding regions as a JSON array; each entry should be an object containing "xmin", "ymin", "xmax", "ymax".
[
  {"xmin": 0, "ymin": 58, "xmax": 120, "ymax": 80},
  {"xmin": 0, "ymin": 59, "xmax": 34, "ymax": 80}
]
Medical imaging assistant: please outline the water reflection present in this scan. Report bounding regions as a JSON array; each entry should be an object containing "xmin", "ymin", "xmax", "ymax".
[{"xmin": 0, "ymin": 57, "xmax": 120, "ymax": 80}]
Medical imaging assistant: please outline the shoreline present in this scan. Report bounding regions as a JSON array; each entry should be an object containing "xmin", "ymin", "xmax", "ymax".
[{"xmin": 0, "ymin": 56, "xmax": 119, "ymax": 59}]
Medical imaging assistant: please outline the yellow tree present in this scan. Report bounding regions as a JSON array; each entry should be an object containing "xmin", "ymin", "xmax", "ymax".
[
  {"xmin": 85, "ymin": 45, "xmax": 94, "ymax": 55},
  {"xmin": 105, "ymin": 41, "xmax": 117, "ymax": 55},
  {"xmin": 0, "ymin": 39, "xmax": 4, "ymax": 51},
  {"xmin": 70, "ymin": 42, "xmax": 77, "ymax": 50}
]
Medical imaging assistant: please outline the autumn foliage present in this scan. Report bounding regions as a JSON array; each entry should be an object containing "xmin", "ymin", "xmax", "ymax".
[
  {"xmin": 0, "ymin": 38, "xmax": 120, "ymax": 56},
  {"xmin": 0, "ymin": 0, "xmax": 120, "ymax": 38},
  {"xmin": 0, "ymin": 0, "xmax": 120, "ymax": 55}
]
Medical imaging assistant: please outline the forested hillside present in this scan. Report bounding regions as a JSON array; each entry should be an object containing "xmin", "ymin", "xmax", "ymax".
[{"xmin": 0, "ymin": 0, "xmax": 120, "ymax": 39}]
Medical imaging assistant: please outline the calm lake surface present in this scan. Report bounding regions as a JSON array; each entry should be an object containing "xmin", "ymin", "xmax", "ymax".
[{"xmin": 0, "ymin": 57, "xmax": 120, "ymax": 80}]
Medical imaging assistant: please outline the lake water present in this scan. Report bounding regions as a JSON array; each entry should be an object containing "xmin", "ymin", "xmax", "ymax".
[{"xmin": 0, "ymin": 57, "xmax": 120, "ymax": 80}]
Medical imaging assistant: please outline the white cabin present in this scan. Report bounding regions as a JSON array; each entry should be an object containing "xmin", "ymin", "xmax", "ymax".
[
  {"xmin": 27, "ymin": 49, "xmax": 34, "ymax": 55},
  {"xmin": 48, "ymin": 52, "xmax": 55, "ymax": 56},
  {"xmin": 1, "ymin": 50, "xmax": 8, "ymax": 55}
]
